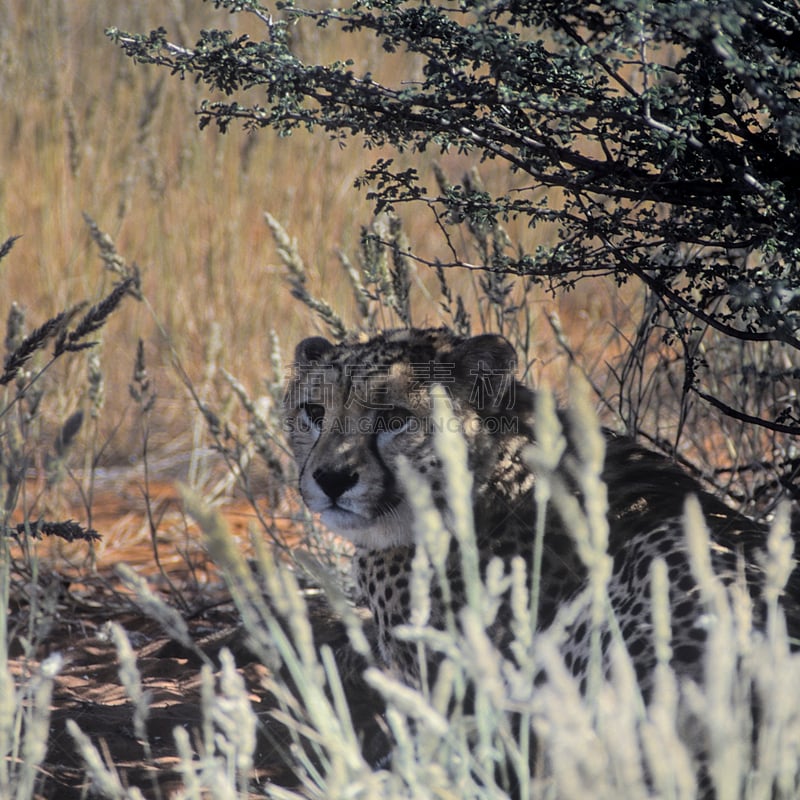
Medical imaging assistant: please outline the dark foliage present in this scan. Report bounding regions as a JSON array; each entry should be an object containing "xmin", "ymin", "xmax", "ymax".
[{"xmin": 3, "ymin": 519, "xmax": 100, "ymax": 543}]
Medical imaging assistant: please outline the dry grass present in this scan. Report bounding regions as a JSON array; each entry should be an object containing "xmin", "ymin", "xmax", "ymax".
[{"xmin": 0, "ymin": 0, "xmax": 637, "ymax": 473}]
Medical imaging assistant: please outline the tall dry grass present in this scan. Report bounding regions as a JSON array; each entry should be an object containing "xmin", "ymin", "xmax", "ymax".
[{"xmin": 1, "ymin": 0, "xmax": 631, "ymax": 472}]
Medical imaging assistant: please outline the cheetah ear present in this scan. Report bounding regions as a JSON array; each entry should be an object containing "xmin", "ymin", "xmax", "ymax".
[
  {"xmin": 450, "ymin": 334, "xmax": 517, "ymax": 410},
  {"xmin": 293, "ymin": 336, "xmax": 334, "ymax": 367}
]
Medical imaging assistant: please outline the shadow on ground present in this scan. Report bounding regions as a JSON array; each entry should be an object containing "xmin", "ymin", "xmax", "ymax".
[{"xmin": 8, "ymin": 566, "xmax": 387, "ymax": 799}]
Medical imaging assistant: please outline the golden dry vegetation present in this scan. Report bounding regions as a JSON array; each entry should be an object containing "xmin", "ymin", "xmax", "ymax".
[{"xmin": 1, "ymin": 0, "xmax": 636, "ymax": 469}]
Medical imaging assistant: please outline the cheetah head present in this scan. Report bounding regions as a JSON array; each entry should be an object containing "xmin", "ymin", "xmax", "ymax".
[{"xmin": 283, "ymin": 328, "xmax": 520, "ymax": 549}]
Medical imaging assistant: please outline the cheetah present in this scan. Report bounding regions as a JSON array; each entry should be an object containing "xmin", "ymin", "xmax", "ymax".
[{"xmin": 283, "ymin": 327, "xmax": 800, "ymax": 698}]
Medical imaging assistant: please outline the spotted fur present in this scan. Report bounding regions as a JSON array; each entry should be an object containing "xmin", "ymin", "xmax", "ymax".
[{"xmin": 284, "ymin": 327, "xmax": 800, "ymax": 694}]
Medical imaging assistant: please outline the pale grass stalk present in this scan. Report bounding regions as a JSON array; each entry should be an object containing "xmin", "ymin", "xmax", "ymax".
[
  {"xmin": 293, "ymin": 549, "xmax": 372, "ymax": 659},
  {"xmin": 764, "ymin": 502, "xmax": 794, "ymax": 613},
  {"xmin": 424, "ymin": 385, "xmax": 499, "ymax": 732},
  {"xmin": 532, "ymin": 635, "xmax": 608, "ymax": 797},
  {"xmin": 429, "ymin": 656, "xmax": 457, "ymax": 719},
  {"xmin": 640, "ymin": 557, "xmax": 697, "ymax": 798},
  {"xmin": 566, "ymin": 371, "xmax": 613, "ymax": 704},
  {"xmin": 409, "ymin": 544, "xmax": 435, "ymax": 694},
  {"xmin": 381, "ymin": 705, "xmax": 416, "ymax": 787},
  {"xmin": 527, "ymin": 389, "xmax": 616, "ymax": 710},
  {"xmin": 109, "ymin": 623, "xmax": 151, "ymax": 747},
  {"xmin": 293, "ymin": 693, "xmax": 363, "ymax": 799},
  {"xmin": 396, "ymin": 459, "xmax": 437, "ymax": 628},
  {"xmin": 398, "ymin": 461, "xmax": 451, "ymax": 582},
  {"xmin": 360, "ymin": 218, "xmax": 393, "ymax": 303},
  {"xmin": 509, "ymin": 555, "xmax": 533, "ymax": 661},
  {"xmin": 565, "ymin": 371, "xmax": 608, "ymax": 540},
  {"xmin": 286, "ymin": 737, "xmax": 329, "ymax": 797},
  {"xmin": 506, "ymin": 556, "xmax": 534, "ymax": 800},
  {"xmin": 81, "ymin": 213, "xmax": 135, "ymax": 281},
  {"xmin": 749, "ymin": 612, "xmax": 794, "ymax": 799},
  {"xmin": 461, "ymin": 606, "xmax": 506, "ymax": 712},
  {"xmin": 187, "ymin": 322, "xmax": 224, "ymax": 490},
  {"xmin": 376, "ymin": 703, "xmax": 456, "ymax": 800},
  {"xmin": 258, "ymin": 786, "xmax": 315, "ymax": 800},
  {"xmin": 245, "ymin": 593, "xmax": 326, "ymax": 738},
  {"xmin": 176, "ymin": 661, "xmax": 251, "ymax": 800},
  {"xmin": 749, "ymin": 504, "xmax": 799, "ymax": 798},
  {"xmin": 396, "ymin": 454, "xmax": 451, "ymax": 691},
  {"xmin": 222, "ymin": 366, "xmax": 284, "ymax": 466},
  {"xmin": 67, "ymin": 719, "xmax": 146, "ymax": 800},
  {"xmin": 335, "ymin": 250, "xmax": 371, "ymax": 320},
  {"xmin": 650, "ymin": 557, "xmax": 673, "ymax": 667},
  {"xmin": 0, "ymin": 661, "xmax": 11, "ymax": 795},
  {"xmin": 200, "ymin": 761, "xmax": 240, "ymax": 799},
  {"xmin": 144, "ymin": 608, "xmax": 260, "ymax": 798},
  {"xmin": 430, "ymin": 386, "xmax": 481, "ymax": 610},
  {"xmin": 365, "ymin": 669, "xmax": 449, "ymax": 737},
  {"xmin": 318, "ymin": 645, "xmax": 362, "ymax": 762},
  {"xmin": 598, "ymin": 641, "xmax": 647, "ymax": 794},
  {"xmin": 199, "ymin": 659, "xmax": 216, "ymax": 770},
  {"xmin": 182, "ymin": 485, "xmax": 279, "ymax": 667},
  {"xmin": 196, "ymin": 531, "xmax": 310, "ymax": 776},
  {"xmin": 391, "ymin": 625, "xmax": 461, "ymax": 676},
  {"xmin": 11, "ymin": 653, "xmax": 62, "ymax": 800},
  {"xmin": 211, "ymin": 649, "xmax": 257, "ymax": 795},
  {"xmin": 460, "ymin": 608, "xmax": 508, "ymax": 780},
  {"xmin": 173, "ymin": 726, "xmax": 204, "ymax": 800},
  {"xmin": 114, "ymin": 563, "xmax": 208, "ymax": 665},
  {"xmin": 528, "ymin": 387, "xmax": 566, "ymax": 633},
  {"xmin": 262, "ymin": 555, "xmax": 319, "ymax": 673},
  {"xmin": 263, "ymin": 212, "xmax": 307, "ymax": 285},
  {"xmin": 269, "ymin": 628, "xmax": 359, "ymax": 787},
  {"xmin": 1, "ymin": 538, "xmax": 61, "ymax": 800},
  {"xmin": 641, "ymin": 663, "xmax": 697, "ymax": 800},
  {"xmin": 264, "ymin": 212, "xmax": 346, "ymax": 340},
  {"xmin": 683, "ymin": 496, "xmax": 748, "ymax": 800},
  {"xmin": 483, "ymin": 555, "xmax": 510, "ymax": 626}
]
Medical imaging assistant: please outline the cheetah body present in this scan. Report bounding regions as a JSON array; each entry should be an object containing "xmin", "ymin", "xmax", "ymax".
[{"xmin": 284, "ymin": 327, "xmax": 799, "ymax": 691}]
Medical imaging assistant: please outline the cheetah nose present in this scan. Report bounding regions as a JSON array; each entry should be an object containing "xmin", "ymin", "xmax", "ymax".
[{"xmin": 313, "ymin": 467, "xmax": 359, "ymax": 501}]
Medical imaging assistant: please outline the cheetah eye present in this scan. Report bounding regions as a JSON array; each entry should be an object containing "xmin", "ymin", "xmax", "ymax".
[
  {"xmin": 375, "ymin": 406, "xmax": 415, "ymax": 436},
  {"xmin": 299, "ymin": 402, "xmax": 326, "ymax": 431}
]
